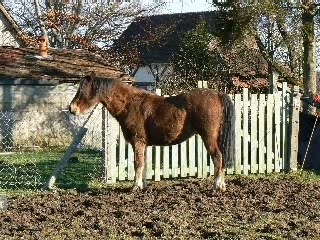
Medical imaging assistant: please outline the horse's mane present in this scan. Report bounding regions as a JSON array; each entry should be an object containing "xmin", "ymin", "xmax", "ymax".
[
  {"xmin": 90, "ymin": 77, "xmax": 117, "ymax": 97},
  {"xmin": 92, "ymin": 77, "xmax": 149, "ymax": 97}
]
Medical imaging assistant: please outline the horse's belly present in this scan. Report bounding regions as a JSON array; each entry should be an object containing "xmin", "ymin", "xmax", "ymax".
[{"xmin": 146, "ymin": 121, "xmax": 195, "ymax": 146}]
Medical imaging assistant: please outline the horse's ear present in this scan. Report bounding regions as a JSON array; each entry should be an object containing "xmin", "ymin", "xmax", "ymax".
[{"xmin": 85, "ymin": 72, "xmax": 95, "ymax": 82}]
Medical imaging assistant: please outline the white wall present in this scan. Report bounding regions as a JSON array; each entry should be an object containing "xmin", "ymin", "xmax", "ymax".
[
  {"xmin": 0, "ymin": 83, "xmax": 104, "ymax": 150},
  {"xmin": 133, "ymin": 63, "xmax": 172, "ymax": 83},
  {"xmin": 134, "ymin": 66, "xmax": 155, "ymax": 83}
]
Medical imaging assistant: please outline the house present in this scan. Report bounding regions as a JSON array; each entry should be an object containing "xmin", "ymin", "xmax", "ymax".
[
  {"xmin": 0, "ymin": 3, "xmax": 27, "ymax": 47},
  {"xmin": 114, "ymin": 11, "xmax": 269, "ymax": 92},
  {"xmin": 0, "ymin": 46, "xmax": 133, "ymax": 150}
]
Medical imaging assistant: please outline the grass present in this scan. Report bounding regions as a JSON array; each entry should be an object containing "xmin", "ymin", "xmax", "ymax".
[{"xmin": 0, "ymin": 148, "xmax": 103, "ymax": 195}]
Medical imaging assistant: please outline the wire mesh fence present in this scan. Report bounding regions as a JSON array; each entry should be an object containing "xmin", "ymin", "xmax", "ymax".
[{"xmin": 0, "ymin": 87, "xmax": 105, "ymax": 193}]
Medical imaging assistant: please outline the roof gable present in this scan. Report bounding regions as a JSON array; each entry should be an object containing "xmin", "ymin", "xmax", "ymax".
[
  {"xmin": 115, "ymin": 11, "xmax": 268, "ymax": 79},
  {"xmin": 115, "ymin": 11, "xmax": 219, "ymax": 64}
]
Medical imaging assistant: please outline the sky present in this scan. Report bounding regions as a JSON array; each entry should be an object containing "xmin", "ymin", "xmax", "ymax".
[
  {"xmin": 141, "ymin": 0, "xmax": 213, "ymax": 14},
  {"xmin": 1, "ymin": 0, "xmax": 213, "ymax": 14}
]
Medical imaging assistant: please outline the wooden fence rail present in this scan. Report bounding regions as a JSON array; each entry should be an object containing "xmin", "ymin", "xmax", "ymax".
[{"xmin": 102, "ymin": 82, "xmax": 299, "ymax": 183}]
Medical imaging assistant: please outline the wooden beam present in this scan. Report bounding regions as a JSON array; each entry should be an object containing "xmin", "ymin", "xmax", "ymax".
[{"xmin": 42, "ymin": 127, "xmax": 88, "ymax": 190}]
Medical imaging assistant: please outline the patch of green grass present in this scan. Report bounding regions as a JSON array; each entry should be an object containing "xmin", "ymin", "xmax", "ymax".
[{"xmin": 0, "ymin": 149, "xmax": 103, "ymax": 195}]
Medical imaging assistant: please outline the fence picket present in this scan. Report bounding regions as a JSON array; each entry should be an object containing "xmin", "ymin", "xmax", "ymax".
[
  {"xmin": 180, "ymin": 141, "xmax": 187, "ymax": 177},
  {"xmin": 172, "ymin": 145, "xmax": 179, "ymax": 178},
  {"xmin": 109, "ymin": 118, "xmax": 119, "ymax": 183},
  {"xmin": 274, "ymin": 94, "xmax": 281, "ymax": 172},
  {"xmin": 226, "ymin": 94, "xmax": 235, "ymax": 175},
  {"xmin": 242, "ymin": 88, "xmax": 249, "ymax": 175},
  {"xmin": 258, "ymin": 94, "xmax": 266, "ymax": 174},
  {"xmin": 188, "ymin": 136, "xmax": 196, "ymax": 177},
  {"xmin": 197, "ymin": 135, "xmax": 203, "ymax": 178},
  {"xmin": 250, "ymin": 94, "xmax": 258, "ymax": 174},
  {"xmin": 127, "ymin": 144, "xmax": 135, "ymax": 180},
  {"xmin": 202, "ymin": 142, "xmax": 208, "ymax": 177},
  {"xmin": 146, "ymin": 147, "xmax": 153, "ymax": 180},
  {"xmin": 266, "ymin": 94, "xmax": 274, "ymax": 173},
  {"xmin": 155, "ymin": 88, "xmax": 162, "ymax": 181},
  {"xmin": 281, "ymin": 82, "xmax": 288, "ymax": 170},
  {"xmin": 118, "ymin": 129, "xmax": 126, "ymax": 181},
  {"xmin": 234, "ymin": 94, "xmax": 242, "ymax": 174},
  {"xmin": 155, "ymin": 146, "xmax": 161, "ymax": 181},
  {"xmin": 163, "ymin": 146, "xmax": 170, "ymax": 178}
]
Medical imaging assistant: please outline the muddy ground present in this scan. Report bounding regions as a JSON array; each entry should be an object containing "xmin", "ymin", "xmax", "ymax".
[{"xmin": 1, "ymin": 175, "xmax": 320, "ymax": 240}]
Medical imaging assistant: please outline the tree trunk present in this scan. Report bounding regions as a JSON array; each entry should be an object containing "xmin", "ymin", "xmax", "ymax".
[{"xmin": 302, "ymin": 4, "xmax": 317, "ymax": 115}]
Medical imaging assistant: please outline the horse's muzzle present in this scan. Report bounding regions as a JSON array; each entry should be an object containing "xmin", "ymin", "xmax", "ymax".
[
  {"xmin": 69, "ymin": 104, "xmax": 78, "ymax": 115},
  {"xmin": 69, "ymin": 105, "xmax": 73, "ymax": 114}
]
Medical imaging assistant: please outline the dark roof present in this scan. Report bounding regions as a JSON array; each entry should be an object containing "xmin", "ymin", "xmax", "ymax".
[
  {"xmin": 0, "ymin": 46, "xmax": 133, "ymax": 84},
  {"xmin": 0, "ymin": 3, "xmax": 27, "ymax": 46},
  {"xmin": 115, "ymin": 11, "xmax": 219, "ymax": 64},
  {"xmin": 115, "ymin": 11, "xmax": 268, "ymax": 78}
]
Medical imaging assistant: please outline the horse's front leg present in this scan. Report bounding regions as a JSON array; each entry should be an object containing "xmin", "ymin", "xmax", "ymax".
[{"xmin": 133, "ymin": 141, "xmax": 147, "ymax": 190}]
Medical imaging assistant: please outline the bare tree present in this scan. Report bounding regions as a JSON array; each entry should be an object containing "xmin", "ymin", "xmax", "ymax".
[
  {"xmin": 212, "ymin": 0, "xmax": 320, "ymax": 114},
  {"xmin": 4, "ymin": 0, "xmax": 160, "ymax": 50}
]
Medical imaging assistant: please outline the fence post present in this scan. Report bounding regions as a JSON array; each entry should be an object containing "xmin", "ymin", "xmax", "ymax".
[
  {"xmin": 281, "ymin": 82, "xmax": 288, "ymax": 169},
  {"xmin": 287, "ymin": 86, "xmax": 300, "ymax": 171},
  {"xmin": 102, "ymin": 107, "xmax": 114, "ymax": 183},
  {"xmin": 269, "ymin": 71, "xmax": 279, "ymax": 94},
  {"xmin": 102, "ymin": 107, "xmax": 107, "ymax": 181},
  {"xmin": 155, "ymin": 88, "xmax": 162, "ymax": 181}
]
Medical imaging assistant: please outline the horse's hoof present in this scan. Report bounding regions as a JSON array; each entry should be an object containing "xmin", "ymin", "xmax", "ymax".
[
  {"xmin": 143, "ymin": 182, "xmax": 147, "ymax": 190},
  {"xmin": 213, "ymin": 177, "xmax": 226, "ymax": 192},
  {"xmin": 132, "ymin": 185, "xmax": 142, "ymax": 191},
  {"xmin": 213, "ymin": 185, "xmax": 226, "ymax": 192}
]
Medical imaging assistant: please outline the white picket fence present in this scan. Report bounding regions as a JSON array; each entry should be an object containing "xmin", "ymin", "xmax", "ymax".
[{"xmin": 101, "ymin": 82, "xmax": 300, "ymax": 183}]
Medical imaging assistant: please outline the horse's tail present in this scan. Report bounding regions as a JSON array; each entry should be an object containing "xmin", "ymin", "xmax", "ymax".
[{"xmin": 220, "ymin": 93, "xmax": 235, "ymax": 169}]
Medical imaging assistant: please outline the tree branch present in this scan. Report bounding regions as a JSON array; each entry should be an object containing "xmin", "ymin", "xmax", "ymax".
[
  {"xmin": 70, "ymin": 0, "xmax": 84, "ymax": 36},
  {"xmin": 254, "ymin": 33, "xmax": 296, "ymax": 84},
  {"xmin": 34, "ymin": 0, "xmax": 47, "ymax": 37}
]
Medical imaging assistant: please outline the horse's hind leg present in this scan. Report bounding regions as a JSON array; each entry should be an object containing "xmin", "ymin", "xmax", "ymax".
[
  {"xmin": 203, "ymin": 137, "xmax": 226, "ymax": 192},
  {"xmin": 213, "ymin": 148, "xmax": 226, "ymax": 192},
  {"xmin": 133, "ymin": 141, "xmax": 147, "ymax": 190}
]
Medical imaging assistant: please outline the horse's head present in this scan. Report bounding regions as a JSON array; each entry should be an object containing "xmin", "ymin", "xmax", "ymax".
[{"xmin": 69, "ymin": 73, "xmax": 100, "ymax": 115}]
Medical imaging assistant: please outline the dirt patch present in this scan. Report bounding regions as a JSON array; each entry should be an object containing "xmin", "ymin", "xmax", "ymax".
[{"xmin": 1, "ymin": 176, "xmax": 320, "ymax": 239}]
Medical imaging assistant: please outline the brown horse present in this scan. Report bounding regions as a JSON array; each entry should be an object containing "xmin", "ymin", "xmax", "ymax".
[{"xmin": 69, "ymin": 74, "xmax": 235, "ymax": 191}]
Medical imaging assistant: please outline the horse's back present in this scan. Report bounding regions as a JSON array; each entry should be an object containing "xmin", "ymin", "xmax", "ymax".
[
  {"xmin": 181, "ymin": 88, "xmax": 223, "ymax": 114},
  {"xmin": 183, "ymin": 88, "xmax": 224, "ymax": 135},
  {"xmin": 143, "ymin": 88, "xmax": 224, "ymax": 145}
]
